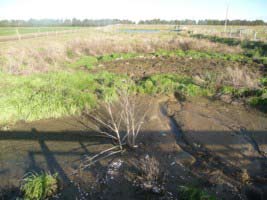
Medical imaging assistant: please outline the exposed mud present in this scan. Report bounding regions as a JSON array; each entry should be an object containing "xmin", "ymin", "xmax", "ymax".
[
  {"xmin": 0, "ymin": 95, "xmax": 266, "ymax": 199},
  {"xmin": 169, "ymin": 96, "xmax": 267, "ymax": 199},
  {"xmin": 0, "ymin": 96, "xmax": 196, "ymax": 199},
  {"xmin": 99, "ymin": 56, "xmax": 262, "ymax": 79}
]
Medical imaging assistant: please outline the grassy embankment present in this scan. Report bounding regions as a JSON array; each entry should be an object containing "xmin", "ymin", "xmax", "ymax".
[{"xmin": 1, "ymin": 49, "xmax": 266, "ymax": 126}]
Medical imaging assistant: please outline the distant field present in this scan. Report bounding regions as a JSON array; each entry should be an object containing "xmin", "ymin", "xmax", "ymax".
[
  {"xmin": 0, "ymin": 25, "xmax": 266, "ymax": 41},
  {"xmin": 0, "ymin": 27, "xmax": 83, "ymax": 36},
  {"xmin": 180, "ymin": 25, "xmax": 267, "ymax": 41}
]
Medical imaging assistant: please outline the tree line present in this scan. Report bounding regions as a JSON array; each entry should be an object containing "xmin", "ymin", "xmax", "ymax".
[
  {"xmin": 0, "ymin": 19, "xmax": 134, "ymax": 27},
  {"xmin": 139, "ymin": 19, "xmax": 267, "ymax": 26},
  {"xmin": 0, "ymin": 18, "xmax": 266, "ymax": 27}
]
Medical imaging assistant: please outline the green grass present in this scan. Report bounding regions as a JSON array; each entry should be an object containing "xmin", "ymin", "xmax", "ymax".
[
  {"xmin": 0, "ymin": 71, "xmax": 210, "ymax": 125},
  {"xmin": 97, "ymin": 52, "xmax": 139, "ymax": 62},
  {"xmin": 220, "ymin": 85, "xmax": 267, "ymax": 111},
  {"xmin": 67, "ymin": 53, "xmax": 140, "ymax": 69},
  {"xmin": 137, "ymin": 74, "xmax": 212, "ymax": 96},
  {"xmin": 154, "ymin": 49, "xmax": 250, "ymax": 63},
  {"xmin": 178, "ymin": 186, "xmax": 216, "ymax": 200},
  {"xmin": 0, "ymin": 71, "xmax": 126, "ymax": 125},
  {"xmin": 21, "ymin": 172, "xmax": 58, "ymax": 200},
  {"xmin": 191, "ymin": 34, "xmax": 267, "ymax": 63},
  {"xmin": 0, "ymin": 68, "xmax": 265, "ymax": 126},
  {"xmin": 0, "ymin": 27, "xmax": 82, "ymax": 36},
  {"xmin": 68, "ymin": 56, "xmax": 98, "ymax": 69}
]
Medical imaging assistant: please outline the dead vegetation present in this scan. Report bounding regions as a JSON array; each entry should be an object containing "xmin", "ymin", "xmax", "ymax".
[{"xmin": 0, "ymin": 29, "xmax": 242, "ymax": 75}]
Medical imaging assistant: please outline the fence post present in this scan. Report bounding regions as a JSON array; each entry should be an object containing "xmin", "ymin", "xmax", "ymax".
[
  {"xmin": 254, "ymin": 32, "xmax": 257, "ymax": 40},
  {"xmin": 16, "ymin": 28, "xmax": 21, "ymax": 40}
]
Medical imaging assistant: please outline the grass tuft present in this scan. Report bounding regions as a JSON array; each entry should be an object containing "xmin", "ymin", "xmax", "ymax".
[
  {"xmin": 178, "ymin": 185, "xmax": 216, "ymax": 200},
  {"xmin": 21, "ymin": 172, "xmax": 58, "ymax": 200}
]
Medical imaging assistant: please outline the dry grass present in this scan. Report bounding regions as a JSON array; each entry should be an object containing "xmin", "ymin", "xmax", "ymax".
[
  {"xmin": 134, "ymin": 155, "xmax": 165, "ymax": 194},
  {"xmin": 0, "ymin": 27, "xmax": 242, "ymax": 75},
  {"xmin": 225, "ymin": 67, "xmax": 259, "ymax": 89},
  {"xmin": 199, "ymin": 66, "xmax": 260, "ymax": 90},
  {"xmin": 139, "ymin": 155, "xmax": 161, "ymax": 183}
]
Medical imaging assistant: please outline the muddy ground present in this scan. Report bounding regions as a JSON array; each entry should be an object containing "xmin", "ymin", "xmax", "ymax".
[
  {"xmin": 98, "ymin": 56, "xmax": 264, "ymax": 78},
  {"xmin": 0, "ymin": 56, "xmax": 267, "ymax": 199},
  {"xmin": 0, "ymin": 94, "xmax": 266, "ymax": 200}
]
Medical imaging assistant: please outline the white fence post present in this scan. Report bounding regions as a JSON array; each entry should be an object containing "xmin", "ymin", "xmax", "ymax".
[
  {"xmin": 254, "ymin": 32, "xmax": 257, "ymax": 40},
  {"xmin": 16, "ymin": 28, "xmax": 21, "ymax": 40}
]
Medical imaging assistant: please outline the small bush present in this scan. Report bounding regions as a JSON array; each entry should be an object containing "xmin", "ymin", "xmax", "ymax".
[
  {"xmin": 21, "ymin": 172, "xmax": 58, "ymax": 200},
  {"xmin": 178, "ymin": 186, "xmax": 216, "ymax": 200}
]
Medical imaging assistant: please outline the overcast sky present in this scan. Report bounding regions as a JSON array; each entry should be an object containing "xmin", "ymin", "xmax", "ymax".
[{"xmin": 0, "ymin": 0, "xmax": 266, "ymax": 22}]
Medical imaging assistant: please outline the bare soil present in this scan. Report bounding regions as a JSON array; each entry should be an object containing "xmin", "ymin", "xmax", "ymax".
[
  {"xmin": 0, "ymin": 94, "xmax": 266, "ymax": 199},
  {"xmin": 98, "ymin": 56, "xmax": 262, "ymax": 78}
]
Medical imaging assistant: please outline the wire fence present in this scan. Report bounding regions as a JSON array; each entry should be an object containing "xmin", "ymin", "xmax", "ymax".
[{"xmin": 0, "ymin": 28, "xmax": 91, "ymax": 42}]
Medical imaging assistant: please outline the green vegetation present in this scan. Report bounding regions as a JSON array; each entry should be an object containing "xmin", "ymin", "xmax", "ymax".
[
  {"xmin": 67, "ymin": 53, "xmax": 140, "ymax": 70},
  {"xmin": 0, "ymin": 71, "xmax": 127, "ymax": 125},
  {"xmin": 178, "ymin": 186, "xmax": 216, "ymax": 200},
  {"xmin": 191, "ymin": 34, "xmax": 267, "ymax": 63},
  {"xmin": 137, "ymin": 74, "xmax": 211, "ymax": 96},
  {"xmin": 68, "ymin": 50, "xmax": 251, "ymax": 72},
  {"xmin": 68, "ymin": 56, "xmax": 98, "ymax": 69},
  {"xmin": 220, "ymin": 85, "xmax": 267, "ymax": 111},
  {"xmin": 97, "ymin": 52, "xmax": 139, "ymax": 62},
  {"xmin": 21, "ymin": 172, "xmax": 58, "ymax": 200},
  {"xmin": 1, "ymin": 69, "xmax": 265, "ymax": 126},
  {"xmin": 154, "ymin": 49, "xmax": 249, "ymax": 62}
]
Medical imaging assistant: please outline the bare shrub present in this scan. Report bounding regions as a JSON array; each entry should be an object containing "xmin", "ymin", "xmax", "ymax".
[{"xmin": 81, "ymin": 82, "xmax": 150, "ymax": 168}]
